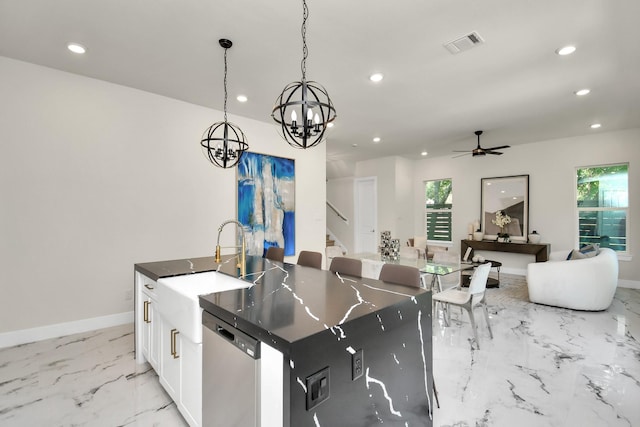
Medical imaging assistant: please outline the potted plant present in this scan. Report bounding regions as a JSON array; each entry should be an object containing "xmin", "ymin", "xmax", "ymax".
[{"xmin": 492, "ymin": 211, "xmax": 511, "ymax": 242}]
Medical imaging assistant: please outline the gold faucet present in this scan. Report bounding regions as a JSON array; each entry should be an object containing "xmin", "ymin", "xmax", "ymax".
[{"xmin": 215, "ymin": 219, "xmax": 247, "ymax": 277}]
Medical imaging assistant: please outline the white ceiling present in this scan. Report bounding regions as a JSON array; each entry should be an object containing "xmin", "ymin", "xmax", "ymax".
[{"xmin": 1, "ymin": 0, "xmax": 639, "ymax": 177}]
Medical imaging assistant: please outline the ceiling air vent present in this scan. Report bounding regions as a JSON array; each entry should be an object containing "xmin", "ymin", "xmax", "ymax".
[{"xmin": 443, "ymin": 31, "xmax": 484, "ymax": 54}]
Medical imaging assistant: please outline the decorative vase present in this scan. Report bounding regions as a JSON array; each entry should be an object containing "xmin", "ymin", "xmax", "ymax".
[
  {"xmin": 473, "ymin": 231, "xmax": 484, "ymax": 241},
  {"xmin": 528, "ymin": 233, "xmax": 541, "ymax": 244}
]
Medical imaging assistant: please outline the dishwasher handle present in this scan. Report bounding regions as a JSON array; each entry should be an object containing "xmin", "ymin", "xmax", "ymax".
[
  {"xmin": 215, "ymin": 324, "xmax": 236, "ymax": 342},
  {"xmin": 203, "ymin": 311, "xmax": 261, "ymax": 360}
]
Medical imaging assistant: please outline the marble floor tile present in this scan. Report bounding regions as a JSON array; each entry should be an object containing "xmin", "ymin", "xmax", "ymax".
[
  {"xmin": 432, "ymin": 274, "xmax": 640, "ymax": 427},
  {"xmin": 1, "ymin": 275, "xmax": 638, "ymax": 426},
  {"xmin": 0, "ymin": 325, "xmax": 187, "ymax": 426}
]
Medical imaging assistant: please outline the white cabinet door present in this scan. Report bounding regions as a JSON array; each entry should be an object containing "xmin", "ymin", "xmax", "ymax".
[
  {"xmin": 136, "ymin": 271, "xmax": 159, "ymax": 367},
  {"xmin": 160, "ymin": 317, "xmax": 181, "ymax": 401},
  {"xmin": 148, "ymin": 297, "xmax": 160, "ymax": 371},
  {"xmin": 180, "ymin": 338, "xmax": 202, "ymax": 427},
  {"xmin": 141, "ymin": 295, "xmax": 151, "ymax": 359}
]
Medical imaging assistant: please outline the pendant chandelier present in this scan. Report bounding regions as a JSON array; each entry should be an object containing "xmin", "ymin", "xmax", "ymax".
[
  {"xmin": 201, "ymin": 39, "xmax": 249, "ymax": 168},
  {"xmin": 271, "ymin": 0, "xmax": 336, "ymax": 149}
]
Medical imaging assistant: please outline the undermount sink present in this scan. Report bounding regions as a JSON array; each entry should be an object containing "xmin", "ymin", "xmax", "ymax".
[{"xmin": 157, "ymin": 271, "xmax": 252, "ymax": 343}]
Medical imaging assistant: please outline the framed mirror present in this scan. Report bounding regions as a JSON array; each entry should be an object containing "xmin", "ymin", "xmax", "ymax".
[{"xmin": 481, "ymin": 175, "xmax": 529, "ymax": 242}]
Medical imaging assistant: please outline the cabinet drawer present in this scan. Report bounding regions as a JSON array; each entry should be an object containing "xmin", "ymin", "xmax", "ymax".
[{"xmin": 140, "ymin": 274, "xmax": 158, "ymax": 298}]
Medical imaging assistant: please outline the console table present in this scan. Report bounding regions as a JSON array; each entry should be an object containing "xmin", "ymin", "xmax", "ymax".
[{"xmin": 461, "ymin": 239, "xmax": 550, "ymax": 263}]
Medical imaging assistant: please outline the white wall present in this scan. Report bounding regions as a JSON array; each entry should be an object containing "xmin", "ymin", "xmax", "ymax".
[
  {"xmin": 357, "ymin": 156, "xmax": 413, "ymax": 237},
  {"xmin": 326, "ymin": 177, "xmax": 354, "ymax": 253},
  {"xmin": 0, "ymin": 57, "xmax": 326, "ymax": 334},
  {"xmin": 394, "ymin": 157, "xmax": 414, "ymax": 244},
  {"xmin": 413, "ymin": 129, "xmax": 639, "ymax": 280}
]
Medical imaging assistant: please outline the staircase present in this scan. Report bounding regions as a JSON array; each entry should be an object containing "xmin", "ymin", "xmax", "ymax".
[{"xmin": 326, "ymin": 234, "xmax": 335, "ymax": 247}]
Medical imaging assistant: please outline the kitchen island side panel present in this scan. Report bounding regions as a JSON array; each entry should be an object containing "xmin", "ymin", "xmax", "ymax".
[{"xmin": 287, "ymin": 292, "xmax": 433, "ymax": 426}]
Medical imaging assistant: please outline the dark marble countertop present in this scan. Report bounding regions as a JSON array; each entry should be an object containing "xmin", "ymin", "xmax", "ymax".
[
  {"xmin": 198, "ymin": 255, "xmax": 430, "ymax": 355},
  {"xmin": 134, "ymin": 256, "xmax": 219, "ymax": 281}
]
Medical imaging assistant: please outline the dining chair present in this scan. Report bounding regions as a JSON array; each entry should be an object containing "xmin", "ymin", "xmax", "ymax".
[
  {"xmin": 432, "ymin": 251, "xmax": 461, "ymax": 290},
  {"xmin": 329, "ymin": 257, "xmax": 362, "ymax": 278},
  {"xmin": 264, "ymin": 246, "xmax": 284, "ymax": 262},
  {"xmin": 431, "ymin": 262, "xmax": 493, "ymax": 349},
  {"xmin": 407, "ymin": 236, "xmax": 427, "ymax": 259},
  {"xmin": 378, "ymin": 264, "xmax": 421, "ymax": 288},
  {"xmin": 399, "ymin": 246, "xmax": 420, "ymax": 260},
  {"xmin": 297, "ymin": 250, "xmax": 322, "ymax": 269}
]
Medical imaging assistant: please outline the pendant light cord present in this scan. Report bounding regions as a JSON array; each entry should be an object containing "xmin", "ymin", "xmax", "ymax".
[
  {"xmin": 223, "ymin": 47, "xmax": 228, "ymax": 122},
  {"xmin": 301, "ymin": 0, "xmax": 308, "ymax": 80}
]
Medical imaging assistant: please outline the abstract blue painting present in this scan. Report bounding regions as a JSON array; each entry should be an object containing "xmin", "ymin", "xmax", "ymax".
[{"xmin": 237, "ymin": 152, "xmax": 295, "ymax": 257}]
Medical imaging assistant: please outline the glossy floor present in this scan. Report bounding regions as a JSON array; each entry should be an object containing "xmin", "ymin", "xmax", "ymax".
[{"xmin": 1, "ymin": 275, "xmax": 638, "ymax": 426}]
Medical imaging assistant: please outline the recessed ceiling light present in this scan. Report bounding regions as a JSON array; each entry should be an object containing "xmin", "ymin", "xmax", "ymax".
[
  {"xmin": 352, "ymin": 143, "xmax": 358, "ymax": 147},
  {"xmin": 67, "ymin": 43, "xmax": 86, "ymax": 54},
  {"xmin": 575, "ymin": 89, "xmax": 590, "ymax": 96},
  {"xmin": 236, "ymin": 95, "xmax": 248, "ymax": 103},
  {"xmin": 556, "ymin": 45, "xmax": 576, "ymax": 56},
  {"xmin": 372, "ymin": 137, "xmax": 381, "ymax": 143},
  {"xmin": 590, "ymin": 123, "xmax": 602, "ymax": 129},
  {"xmin": 421, "ymin": 151, "xmax": 428, "ymax": 156},
  {"xmin": 327, "ymin": 122, "xmax": 334, "ymax": 128},
  {"xmin": 369, "ymin": 73, "xmax": 384, "ymax": 83}
]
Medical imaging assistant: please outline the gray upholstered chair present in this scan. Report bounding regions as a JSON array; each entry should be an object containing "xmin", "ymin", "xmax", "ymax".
[
  {"xmin": 329, "ymin": 257, "xmax": 362, "ymax": 278},
  {"xmin": 297, "ymin": 250, "xmax": 322, "ymax": 269},
  {"xmin": 432, "ymin": 262, "xmax": 493, "ymax": 349},
  {"xmin": 265, "ymin": 246, "xmax": 284, "ymax": 262},
  {"xmin": 378, "ymin": 264, "xmax": 421, "ymax": 288}
]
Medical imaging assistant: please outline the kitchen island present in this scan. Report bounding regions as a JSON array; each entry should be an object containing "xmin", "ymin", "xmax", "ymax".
[{"xmin": 135, "ymin": 255, "xmax": 433, "ymax": 426}]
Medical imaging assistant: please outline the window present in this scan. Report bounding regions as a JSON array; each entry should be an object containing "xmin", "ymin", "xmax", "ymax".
[
  {"xmin": 576, "ymin": 164, "xmax": 628, "ymax": 253},
  {"xmin": 425, "ymin": 179, "xmax": 452, "ymax": 242}
]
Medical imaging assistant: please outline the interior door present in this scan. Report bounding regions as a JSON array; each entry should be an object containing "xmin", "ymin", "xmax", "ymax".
[{"xmin": 355, "ymin": 177, "xmax": 377, "ymax": 253}]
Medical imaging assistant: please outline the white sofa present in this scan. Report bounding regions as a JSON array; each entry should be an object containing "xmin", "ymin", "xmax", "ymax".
[{"xmin": 526, "ymin": 248, "xmax": 618, "ymax": 311}]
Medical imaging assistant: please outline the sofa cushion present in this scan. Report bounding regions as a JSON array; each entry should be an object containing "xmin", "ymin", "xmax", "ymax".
[
  {"xmin": 580, "ymin": 243, "xmax": 600, "ymax": 256},
  {"xmin": 567, "ymin": 249, "xmax": 587, "ymax": 260},
  {"xmin": 566, "ymin": 243, "xmax": 600, "ymax": 260}
]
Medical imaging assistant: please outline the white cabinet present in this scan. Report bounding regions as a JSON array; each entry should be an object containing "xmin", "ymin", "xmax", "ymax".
[
  {"xmin": 159, "ymin": 317, "xmax": 201, "ymax": 427},
  {"xmin": 135, "ymin": 269, "xmax": 251, "ymax": 427},
  {"xmin": 180, "ymin": 337, "xmax": 202, "ymax": 426},
  {"xmin": 159, "ymin": 317, "xmax": 180, "ymax": 398},
  {"xmin": 136, "ymin": 272, "xmax": 160, "ymax": 371}
]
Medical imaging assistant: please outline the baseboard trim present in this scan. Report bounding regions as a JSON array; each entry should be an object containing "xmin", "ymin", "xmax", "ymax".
[
  {"xmin": 618, "ymin": 279, "xmax": 640, "ymax": 289},
  {"xmin": 0, "ymin": 311, "xmax": 134, "ymax": 349}
]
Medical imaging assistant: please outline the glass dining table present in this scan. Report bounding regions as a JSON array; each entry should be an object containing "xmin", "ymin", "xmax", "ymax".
[{"xmin": 349, "ymin": 253, "xmax": 474, "ymax": 292}]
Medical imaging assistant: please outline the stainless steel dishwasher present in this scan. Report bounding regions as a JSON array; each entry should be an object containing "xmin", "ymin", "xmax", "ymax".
[{"xmin": 202, "ymin": 310, "xmax": 261, "ymax": 427}]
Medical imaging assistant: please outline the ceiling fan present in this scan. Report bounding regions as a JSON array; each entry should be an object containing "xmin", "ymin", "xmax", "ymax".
[{"xmin": 453, "ymin": 130, "xmax": 510, "ymax": 157}]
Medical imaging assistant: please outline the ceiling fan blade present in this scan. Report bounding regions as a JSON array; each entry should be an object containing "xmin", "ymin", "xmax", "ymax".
[
  {"xmin": 485, "ymin": 150, "xmax": 504, "ymax": 155},
  {"xmin": 453, "ymin": 152, "xmax": 472, "ymax": 158},
  {"xmin": 452, "ymin": 150, "xmax": 472, "ymax": 153},
  {"xmin": 484, "ymin": 145, "xmax": 510, "ymax": 150}
]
